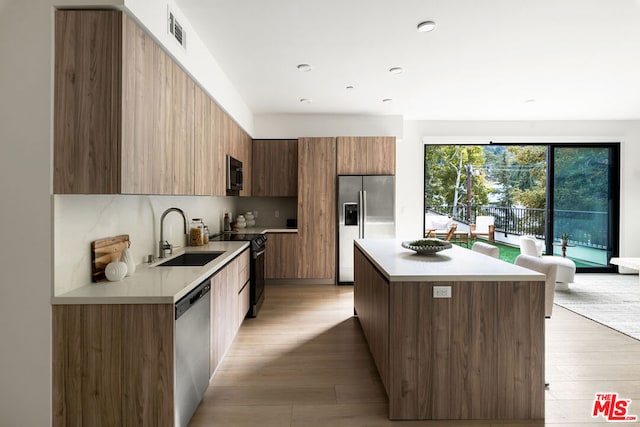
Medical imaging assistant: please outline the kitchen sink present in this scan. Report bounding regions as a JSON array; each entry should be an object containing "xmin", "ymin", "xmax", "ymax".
[{"xmin": 157, "ymin": 252, "xmax": 224, "ymax": 267}]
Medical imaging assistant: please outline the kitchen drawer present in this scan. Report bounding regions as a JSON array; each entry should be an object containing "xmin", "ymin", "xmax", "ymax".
[
  {"xmin": 237, "ymin": 249, "xmax": 250, "ymax": 292},
  {"xmin": 238, "ymin": 281, "xmax": 250, "ymax": 326}
]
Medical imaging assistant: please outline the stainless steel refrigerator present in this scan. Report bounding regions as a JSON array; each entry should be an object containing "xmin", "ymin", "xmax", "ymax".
[{"xmin": 337, "ymin": 175, "xmax": 395, "ymax": 283}]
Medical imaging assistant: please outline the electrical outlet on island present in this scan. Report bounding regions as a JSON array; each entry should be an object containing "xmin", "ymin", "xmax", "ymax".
[{"xmin": 275, "ymin": 210, "xmax": 279, "ymax": 218}]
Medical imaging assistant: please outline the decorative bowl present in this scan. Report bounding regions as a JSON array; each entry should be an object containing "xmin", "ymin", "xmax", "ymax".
[{"xmin": 401, "ymin": 238, "xmax": 452, "ymax": 255}]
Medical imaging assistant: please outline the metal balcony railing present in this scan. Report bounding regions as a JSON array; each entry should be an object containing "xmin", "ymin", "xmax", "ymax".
[{"xmin": 426, "ymin": 205, "xmax": 608, "ymax": 248}]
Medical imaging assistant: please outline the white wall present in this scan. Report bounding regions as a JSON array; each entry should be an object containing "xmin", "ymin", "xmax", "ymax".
[
  {"xmin": 0, "ymin": 1, "xmax": 123, "ymax": 424},
  {"xmin": 54, "ymin": 195, "xmax": 236, "ymax": 295},
  {"xmin": 397, "ymin": 120, "xmax": 640, "ymax": 259},
  {"xmin": 254, "ymin": 114, "xmax": 404, "ymax": 139}
]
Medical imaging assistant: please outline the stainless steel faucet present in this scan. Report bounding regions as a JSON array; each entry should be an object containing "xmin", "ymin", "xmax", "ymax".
[{"xmin": 159, "ymin": 207, "xmax": 189, "ymax": 258}]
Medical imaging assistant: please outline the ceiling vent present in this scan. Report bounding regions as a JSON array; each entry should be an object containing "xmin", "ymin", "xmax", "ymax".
[{"xmin": 167, "ymin": 8, "xmax": 186, "ymax": 49}]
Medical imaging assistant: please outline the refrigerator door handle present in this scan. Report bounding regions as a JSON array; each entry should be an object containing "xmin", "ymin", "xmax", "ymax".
[
  {"xmin": 358, "ymin": 190, "xmax": 364, "ymax": 238},
  {"xmin": 361, "ymin": 190, "xmax": 367, "ymax": 239}
]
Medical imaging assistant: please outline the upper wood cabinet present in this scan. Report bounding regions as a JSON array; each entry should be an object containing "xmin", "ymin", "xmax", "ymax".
[
  {"xmin": 55, "ymin": 10, "xmax": 195, "ymax": 194},
  {"xmin": 252, "ymin": 139, "xmax": 298, "ymax": 197},
  {"xmin": 194, "ymin": 87, "xmax": 225, "ymax": 196},
  {"xmin": 54, "ymin": 10, "xmax": 250, "ymax": 196},
  {"xmin": 336, "ymin": 136, "xmax": 396, "ymax": 175},
  {"xmin": 297, "ymin": 137, "xmax": 336, "ymax": 280}
]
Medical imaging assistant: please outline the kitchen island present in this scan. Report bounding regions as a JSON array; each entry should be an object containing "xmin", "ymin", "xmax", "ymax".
[{"xmin": 354, "ymin": 239, "xmax": 546, "ymax": 421}]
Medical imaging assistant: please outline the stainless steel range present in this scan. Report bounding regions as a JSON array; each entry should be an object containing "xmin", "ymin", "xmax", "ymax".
[{"xmin": 210, "ymin": 233, "xmax": 266, "ymax": 317}]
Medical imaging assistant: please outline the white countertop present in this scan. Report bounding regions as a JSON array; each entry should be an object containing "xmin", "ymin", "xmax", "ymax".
[
  {"xmin": 355, "ymin": 239, "xmax": 545, "ymax": 282},
  {"xmin": 52, "ymin": 241, "xmax": 250, "ymax": 305},
  {"xmin": 223, "ymin": 227, "xmax": 297, "ymax": 234}
]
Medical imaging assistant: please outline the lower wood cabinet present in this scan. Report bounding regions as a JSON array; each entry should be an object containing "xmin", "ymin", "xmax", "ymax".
[
  {"xmin": 210, "ymin": 249, "xmax": 250, "ymax": 376},
  {"xmin": 52, "ymin": 248, "xmax": 250, "ymax": 426},
  {"xmin": 53, "ymin": 304, "xmax": 174, "ymax": 426},
  {"xmin": 353, "ymin": 248, "xmax": 389, "ymax": 390},
  {"xmin": 265, "ymin": 233, "xmax": 299, "ymax": 280}
]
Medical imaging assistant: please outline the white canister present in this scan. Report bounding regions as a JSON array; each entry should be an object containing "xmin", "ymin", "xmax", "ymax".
[
  {"xmin": 236, "ymin": 215, "xmax": 246, "ymax": 229},
  {"xmin": 245, "ymin": 212, "xmax": 255, "ymax": 227},
  {"xmin": 121, "ymin": 247, "xmax": 136, "ymax": 276},
  {"xmin": 105, "ymin": 261, "xmax": 128, "ymax": 282}
]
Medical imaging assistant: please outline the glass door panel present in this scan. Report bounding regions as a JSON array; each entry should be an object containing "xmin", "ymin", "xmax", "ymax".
[{"xmin": 551, "ymin": 145, "xmax": 619, "ymax": 270}]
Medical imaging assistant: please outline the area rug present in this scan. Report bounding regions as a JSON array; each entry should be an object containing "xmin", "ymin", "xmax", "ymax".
[{"xmin": 553, "ymin": 273, "xmax": 640, "ymax": 340}]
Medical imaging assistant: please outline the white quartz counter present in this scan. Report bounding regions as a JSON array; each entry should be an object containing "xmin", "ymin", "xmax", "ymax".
[
  {"xmin": 52, "ymin": 241, "xmax": 250, "ymax": 305},
  {"xmin": 225, "ymin": 227, "xmax": 297, "ymax": 234},
  {"xmin": 355, "ymin": 239, "xmax": 544, "ymax": 282}
]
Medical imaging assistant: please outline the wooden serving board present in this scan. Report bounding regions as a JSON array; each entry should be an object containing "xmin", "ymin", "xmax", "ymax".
[{"xmin": 91, "ymin": 234, "xmax": 130, "ymax": 282}]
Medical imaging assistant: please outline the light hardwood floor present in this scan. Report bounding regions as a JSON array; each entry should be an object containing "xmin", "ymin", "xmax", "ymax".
[{"xmin": 190, "ymin": 281, "xmax": 640, "ymax": 426}]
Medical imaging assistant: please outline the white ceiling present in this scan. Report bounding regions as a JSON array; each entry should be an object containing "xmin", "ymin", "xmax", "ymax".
[{"xmin": 175, "ymin": 0, "xmax": 640, "ymax": 120}]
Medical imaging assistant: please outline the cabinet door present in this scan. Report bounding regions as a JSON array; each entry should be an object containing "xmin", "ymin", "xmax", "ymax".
[
  {"xmin": 240, "ymin": 130, "xmax": 252, "ymax": 196},
  {"xmin": 252, "ymin": 139, "xmax": 298, "ymax": 197},
  {"xmin": 194, "ymin": 87, "xmax": 225, "ymax": 196},
  {"xmin": 297, "ymin": 137, "xmax": 336, "ymax": 279},
  {"xmin": 210, "ymin": 267, "xmax": 227, "ymax": 376},
  {"xmin": 121, "ymin": 13, "xmax": 158, "ymax": 194},
  {"xmin": 54, "ymin": 10, "xmax": 122, "ymax": 194},
  {"xmin": 170, "ymin": 62, "xmax": 195, "ymax": 194},
  {"xmin": 367, "ymin": 136, "xmax": 396, "ymax": 175},
  {"xmin": 236, "ymin": 249, "xmax": 250, "ymax": 324},
  {"xmin": 266, "ymin": 233, "xmax": 299, "ymax": 279},
  {"xmin": 153, "ymin": 49, "xmax": 195, "ymax": 195},
  {"xmin": 337, "ymin": 137, "xmax": 367, "ymax": 175},
  {"xmin": 354, "ymin": 248, "xmax": 389, "ymax": 391},
  {"xmin": 337, "ymin": 136, "xmax": 396, "ymax": 175}
]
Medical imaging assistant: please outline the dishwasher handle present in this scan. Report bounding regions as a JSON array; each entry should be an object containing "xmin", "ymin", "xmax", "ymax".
[{"xmin": 175, "ymin": 279, "xmax": 211, "ymax": 320}]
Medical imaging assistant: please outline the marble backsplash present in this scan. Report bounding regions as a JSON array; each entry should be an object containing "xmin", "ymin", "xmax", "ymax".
[{"xmin": 53, "ymin": 194, "xmax": 237, "ymax": 296}]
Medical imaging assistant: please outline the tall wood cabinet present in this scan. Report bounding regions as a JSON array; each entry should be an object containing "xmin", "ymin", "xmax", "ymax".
[
  {"xmin": 297, "ymin": 137, "xmax": 337, "ymax": 280},
  {"xmin": 54, "ymin": 10, "xmax": 251, "ymax": 196},
  {"xmin": 252, "ymin": 139, "xmax": 298, "ymax": 197},
  {"xmin": 336, "ymin": 136, "xmax": 396, "ymax": 175}
]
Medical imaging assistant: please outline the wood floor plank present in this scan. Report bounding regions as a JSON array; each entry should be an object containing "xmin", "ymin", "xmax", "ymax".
[{"xmin": 190, "ymin": 281, "xmax": 640, "ymax": 427}]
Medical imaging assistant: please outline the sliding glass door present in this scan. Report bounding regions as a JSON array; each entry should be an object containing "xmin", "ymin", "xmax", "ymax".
[
  {"xmin": 423, "ymin": 142, "xmax": 620, "ymax": 271},
  {"xmin": 549, "ymin": 144, "xmax": 620, "ymax": 271}
]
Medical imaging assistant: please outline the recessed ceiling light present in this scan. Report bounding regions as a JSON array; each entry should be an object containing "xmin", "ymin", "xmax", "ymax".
[
  {"xmin": 297, "ymin": 64, "xmax": 312, "ymax": 72},
  {"xmin": 417, "ymin": 21, "xmax": 436, "ymax": 32},
  {"xmin": 299, "ymin": 98, "xmax": 312, "ymax": 104},
  {"xmin": 382, "ymin": 98, "xmax": 393, "ymax": 104},
  {"xmin": 389, "ymin": 67, "xmax": 404, "ymax": 75},
  {"xmin": 524, "ymin": 99, "xmax": 537, "ymax": 103}
]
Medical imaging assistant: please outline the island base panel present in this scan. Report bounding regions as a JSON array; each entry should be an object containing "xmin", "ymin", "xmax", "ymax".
[{"xmin": 354, "ymin": 247, "xmax": 545, "ymax": 421}]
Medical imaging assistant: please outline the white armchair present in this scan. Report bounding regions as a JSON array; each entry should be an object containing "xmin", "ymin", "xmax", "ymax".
[
  {"xmin": 519, "ymin": 235, "xmax": 544, "ymax": 257},
  {"xmin": 519, "ymin": 236, "xmax": 576, "ymax": 290},
  {"xmin": 470, "ymin": 216, "xmax": 495, "ymax": 242},
  {"xmin": 515, "ymin": 254, "xmax": 558, "ymax": 318},
  {"xmin": 471, "ymin": 241, "xmax": 499, "ymax": 258},
  {"xmin": 424, "ymin": 215, "xmax": 452, "ymax": 237}
]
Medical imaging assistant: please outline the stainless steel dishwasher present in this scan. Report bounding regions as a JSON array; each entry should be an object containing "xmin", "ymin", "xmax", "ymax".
[{"xmin": 175, "ymin": 278, "xmax": 211, "ymax": 427}]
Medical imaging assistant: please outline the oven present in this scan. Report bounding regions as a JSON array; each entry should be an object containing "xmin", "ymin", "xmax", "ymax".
[
  {"xmin": 250, "ymin": 238, "xmax": 266, "ymax": 317},
  {"xmin": 210, "ymin": 233, "xmax": 266, "ymax": 317}
]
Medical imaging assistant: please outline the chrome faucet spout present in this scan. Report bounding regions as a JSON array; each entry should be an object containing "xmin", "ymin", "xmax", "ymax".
[{"xmin": 159, "ymin": 207, "xmax": 189, "ymax": 258}]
